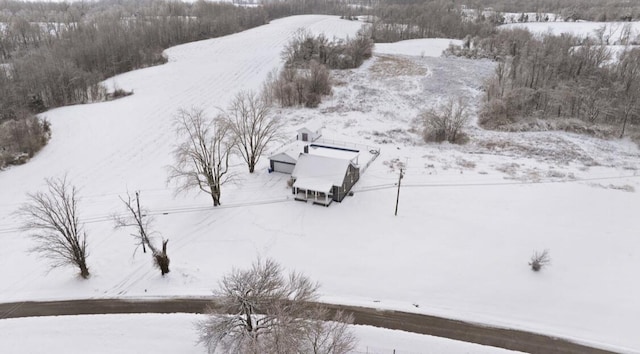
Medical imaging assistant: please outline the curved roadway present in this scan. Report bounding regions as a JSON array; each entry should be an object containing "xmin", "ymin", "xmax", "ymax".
[{"xmin": 0, "ymin": 298, "xmax": 617, "ymax": 354}]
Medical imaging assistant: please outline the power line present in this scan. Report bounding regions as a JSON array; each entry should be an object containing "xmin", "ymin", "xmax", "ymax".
[
  {"xmin": 1, "ymin": 173, "xmax": 637, "ymax": 235},
  {"xmin": 0, "ymin": 197, "xmax": 294, "ymax": 235},
  {"xmin": 353, "ymin": 173, "xmax": 640, "ymax": 194}
]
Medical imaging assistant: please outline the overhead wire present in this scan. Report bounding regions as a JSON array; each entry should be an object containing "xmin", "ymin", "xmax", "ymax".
[{"xmin": 0, "ymin": 170, "xmax": 637, "ymax": 236}]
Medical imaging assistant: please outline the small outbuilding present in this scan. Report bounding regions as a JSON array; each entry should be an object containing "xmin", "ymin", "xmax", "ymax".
[
  {"xmin": 297, "ymin": 121, "xmax": 323, "ymax": 142},
  {"xmin": 291, "ymin": 153, "xmax": 360, "ymax": 206}
]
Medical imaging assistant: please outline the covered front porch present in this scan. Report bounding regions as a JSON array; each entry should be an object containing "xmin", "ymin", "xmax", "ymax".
[{"xmin": 292, "ymin": 178, "xmax": 333, "ymax": 206}]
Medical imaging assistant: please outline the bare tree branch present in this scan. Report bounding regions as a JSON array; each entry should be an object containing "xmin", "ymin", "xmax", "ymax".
[
  {"xmin": 422, "ymin": 98, "xmax": 470, "ymax": 144},
  {"xmin": 196, "ymin": 258, "xmax": 356, "ymax": 354},
  {"xmin": 113, "ymin": 191, "xmax": 169, "ymax": 275},
  {"xmin": 168, "ymin": 107, "xmax": 235, "ymax": 206},
  {"xmin": 222, "ymin": 91, "xmax": 284, "ymax": 173}
]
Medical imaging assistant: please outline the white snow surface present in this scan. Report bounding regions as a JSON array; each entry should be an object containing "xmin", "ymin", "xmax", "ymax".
[
  {"xmin": 0, "ymin": 314, "xmax": 523, "ymax": 354},
  {"xmin": 292, "ymin": 154, "xmax": 352, "ymax": 192},
  {"xmin": 1, "ymin": 15, "xmax": 640, "ymax": 353},
  {"xmin": 374, "ymin": 38, "xmax": 461, "ymax": 57},
  {"xmin": 500, "ymin": 21, "xmax": 640, "ymax": 44}
]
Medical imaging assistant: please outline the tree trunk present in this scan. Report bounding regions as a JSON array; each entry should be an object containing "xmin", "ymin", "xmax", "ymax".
[
  {"xmin": 154, "ymin": 239, "xmax": 170, "ymax": 276},
  {"xmin": 620, "ymin": 113, "xmax": 629, "ymax": 138},
  {"xmin": 78, "ymin": 260, "xmax": 90, "ymax": 279}
]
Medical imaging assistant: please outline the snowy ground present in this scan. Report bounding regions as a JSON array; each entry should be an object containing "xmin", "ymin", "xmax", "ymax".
[
  {"xmin": 0, "ymin": 314, "xmax": 523, "ymax": 354},
  {"xmin": 500, "ymin": 21, "xmax": 640, "ymax": 44},
  {"xmin": 1, "ymin": 15, "xmax": 640, "ymax": 353}
]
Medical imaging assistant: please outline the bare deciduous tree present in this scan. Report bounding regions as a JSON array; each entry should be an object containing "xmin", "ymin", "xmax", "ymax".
[
  {"xmin": 422, "ymin": 98, "xmax": 470, "ymax": 144},
  {"xmin": 168, "ymin": 108, "xmax": 234, "ymax": 206},
  {"xmin": 18, "ymin": 176, "xmax": 90, "ymax": 278},
  {"xmin": 114, "ymin": 191, "xmax": 169, "ymax": 275},
  {"xmin": 223, "ymin": 91, "xmax": 283, "ymax": 173},
  {"xmin": 197, "ymin": 258, "xmax": 356, "ymax": 354},
  {"xmin": 615, "ymin": 48, "xmax": 640, "ymax": 138}
]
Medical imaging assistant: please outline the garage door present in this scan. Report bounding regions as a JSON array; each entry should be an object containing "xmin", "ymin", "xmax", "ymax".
[{"xmin": 273, "ymin": 161, "xmax": 295, "ymax": 174}]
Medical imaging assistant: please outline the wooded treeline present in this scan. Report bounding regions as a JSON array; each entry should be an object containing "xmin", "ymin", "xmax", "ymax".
[
  {"xmin": 0, "ymin": 0, "xmax": 273, "ymax": 168},
  {"xmin": 448, "ymin": 28, "xmax": 640, "ymax": 139},
  {"xmin": 3, "ymin": 0, "xmax": 640, "ymax": 168},
  {"xmin": 360, "ymin": 0, "xmax": 640, "ymax": 43},
  {"xmin": 265, "ymin": 28, "xmax": 373, "ymax": 108},
  {"xmin": 368, "ymin": 1, "xmax": 496, "ymax": 42},
  {"xmin": 462, "ymin": 0, "xmax": 640, "ymax": 22},
  {"xmin": 0, "ymin": 1, "xmax": 270, "ymax": 111},
  {"xmin": 0, "ymin": 0, "xmax": 367, "ymax": 168}
]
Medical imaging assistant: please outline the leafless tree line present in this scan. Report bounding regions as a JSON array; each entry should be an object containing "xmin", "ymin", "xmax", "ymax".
[
  {"xmin": 368, "ymin": 1, "xmax": 495, "ymax": 43},
  {"xmin": 18, "ymin": 177, "xmax": 174, "ymax": 277},
  {"xmin": 463, "ymin": 0, "xmax": 640, "ymax": 22},
  {"xmin": 282, "ymin": 28, "xmax": 374, "ymax": 70},
  {"xmin": 448, "ymin": 28, "xmax": 640, "ymax": 140},
  {"xmin": 0, "ymin": 0, "xmax": 271, "ymax": 169},
  {"xmin": 262, "ymin": 28, "xmax": 373, "ymax": 108}
]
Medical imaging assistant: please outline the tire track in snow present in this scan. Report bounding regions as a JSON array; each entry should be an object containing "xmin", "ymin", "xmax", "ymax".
[
  {"xmin": 1, "ymin": 15, "xmax": 363, "ymax": 304},
  {"xmin": 0, "ymin": 298, "xmax": 621, "ymax": 354}
]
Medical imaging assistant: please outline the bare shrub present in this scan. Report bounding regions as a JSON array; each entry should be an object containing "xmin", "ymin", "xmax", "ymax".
[
  {"xmin": 18, "ymin": 176, "xmax": 90, "ymax": 278},
  {"xmin": 479, "ymin": 98, "xmax": 513, "ymax": 129},
  {"xmin": 0, "ymin": 115, "xmax": 50, "ymax": 168},
  {"xmin": 197, "ymin": 258, "xmax": 356, "ymax": 354},
  {"xmin": 282, "ymin": 28, "xmax": 373, "ymax": 70},
  {"xmin": 529, "ymin": 249, "xmax": 551, "ymax": 272},
  {"xmin": 266, "ymin": 62, "xmax": 332, "ymax": 108},
  {"xmin": 421, "ymin": 99, "xmax": 470, "ymax": 144},
  {"xmin": 307, "ymin": 61, "xmax": 332, "ymax": 97},
  {"xmin": 107, "ymin": 88, "xmax": 133, "ymax": 100},
  {"xmin": 303, "ymin": 307, "xmax": 357, "ymax": 354}
]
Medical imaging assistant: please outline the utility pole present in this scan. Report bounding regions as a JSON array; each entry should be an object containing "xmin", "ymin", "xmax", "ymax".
[{"xmin": 394, "ymin": 168, "xmax": 404, "ymax": 216}]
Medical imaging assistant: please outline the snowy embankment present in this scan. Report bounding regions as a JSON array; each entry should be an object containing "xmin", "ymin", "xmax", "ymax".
[{"xmin": 0, "ymin": 15, "xmax": 639, "ymax": 353}]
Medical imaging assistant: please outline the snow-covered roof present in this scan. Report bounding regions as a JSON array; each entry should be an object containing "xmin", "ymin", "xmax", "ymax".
[
  {"xmin": 291, "ymin": 154, "xmax": 352, "ymax": 189},
  {"xmin": 293, "ymin": 177, "xmax": 333, "ymax": 193},
  {"xmin": 270, "ymin": 141, "xmax": 360, "ymax": 165},
  {"xmin": 297, "ymin": 120, "xmax": 323, "ymax": 133},
  {"xmin": 269, "ymin": 141, "xmax": 306, "ymax": 163},
  {"xmin": 269, "ymin": 151, "xmax": 298, "ymax": 164},
  {"xmin": 309, "ymin": 145, "xmax": 359, "ymax": 162}
]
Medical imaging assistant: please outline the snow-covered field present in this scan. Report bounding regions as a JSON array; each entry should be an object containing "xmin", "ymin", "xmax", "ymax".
[
  {"xmin": 500, "ymin": 12, "xmax": 563, "ymax": 23},
  {"xmin": 374, "ymin": 38, "xmax": 461, "ymax": 57},
  {"xmin": 0, "ymin": 314, "xmax": 523, "ymax": 354},
  {"xmin": 500, "ymin": 21, "xmax": 640, "ymax": 44},
  {"xmin": 1, "ymin": 15, "xmax": 640, "ymax": 353}
]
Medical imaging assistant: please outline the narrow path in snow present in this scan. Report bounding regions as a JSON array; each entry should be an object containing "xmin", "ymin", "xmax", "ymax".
[{"xmin": 0, "ymin": 298, "xmax": 617, "ymax": 354}]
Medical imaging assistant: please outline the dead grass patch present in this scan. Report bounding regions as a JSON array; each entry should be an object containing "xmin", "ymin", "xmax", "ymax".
[
  {"xmin": 369, "ymin": 55, "xmax": 427, "ymax": 78},
  {"xmin": 456, "ymin": 158, "xmax": 476, "ymax": 169}
]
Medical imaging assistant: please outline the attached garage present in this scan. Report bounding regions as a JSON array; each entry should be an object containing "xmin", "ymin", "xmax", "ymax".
[
  {"xmin": 271, "ymin": 160, "xmax": 295, "ymax": 174},
  {"xmin": 269, "ymin": 151, "xmax": 299, "ymax": 174}
]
